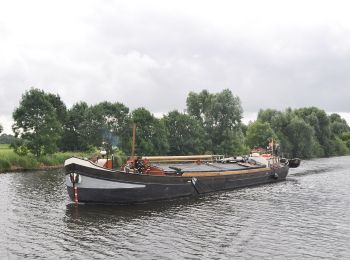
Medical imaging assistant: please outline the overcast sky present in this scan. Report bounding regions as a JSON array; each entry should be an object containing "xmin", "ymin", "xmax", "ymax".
[{"xmin": 1, "ymin": 0, "xmax": 350, "ymax": 133}]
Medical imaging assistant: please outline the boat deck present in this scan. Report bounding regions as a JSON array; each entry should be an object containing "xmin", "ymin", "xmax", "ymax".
[{"xmin": 154, "ymin": 162, "xmax": 265, "ymax": 174}]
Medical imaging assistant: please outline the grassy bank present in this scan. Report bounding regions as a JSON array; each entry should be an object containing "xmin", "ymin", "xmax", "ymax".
[{"xmin": 0, "ymin": 144, "xmax": 92, "ymax": 173}]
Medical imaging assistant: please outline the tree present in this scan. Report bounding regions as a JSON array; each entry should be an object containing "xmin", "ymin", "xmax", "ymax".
[
  {"xmin": 91, "ymin": 101, "xmax": 131, "ymax": 151},
  {"xmin": 186, "ymin": 89, "xmax": 245, "ymax": 155},
  {"xmin": 186, "ymin": 90, "xmax": 213, "ymax": 124},
  {"xmin": 131, "ymin": 108, "xmax": 169, "ymax": 156},
  {"xmin": 245, "ymin": 121, "xmax": 276, "ymax": 149},
  {"xmin": 329, "ymin": 113, "xmax": 350, "ymax": 136},
  {"xmin": 162, "ymin": 110, "xmax": 206, "ymax": 155},
  {"xmin": 61, "ymin": 102, "xmax": 93, "ymax": 151},
  {"xmin": 294, "ymin": 107, "xmax": 333, "ymax": 156},
  {"xmin": 61, "ymin": 101, "xmax": 131, "ymax": 152},
  {"xmin": 285, "ymin": 117, "xmax": 316, "ymax": 158},
  {"xmin": 0, "ymin": 134, "xmax": 16, "ymax": 144},
  {"xmin": 12, "ymin": 88, "xmax": 66, "ymax": 156},
  {"xmin": 0, "ymin": 123, "xmax": 2, "ymax": 134},
  {"xmin": 340, "ymin": 131, "xmax": 350, "ymax": 150},
  {"xmin": 258, "ymin": 108, "xmax": 294, "ymax": 156}
]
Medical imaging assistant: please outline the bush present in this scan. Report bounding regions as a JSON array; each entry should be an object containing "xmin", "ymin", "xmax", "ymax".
[
  {"xmin": 113, "ymin": 149, "xmax": 127, "ymax": 168},
  {"xmin": 0, "ymin": 158, "xmax": 11, "ymax": 171}
]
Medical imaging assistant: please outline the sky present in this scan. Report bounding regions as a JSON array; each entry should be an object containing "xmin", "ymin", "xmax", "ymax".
[{"xmin": 1, "ymin": 0, "xmax": 350, "ymax": 134}]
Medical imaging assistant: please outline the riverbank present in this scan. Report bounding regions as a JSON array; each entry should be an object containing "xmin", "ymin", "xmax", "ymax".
[
  {"xmin": 0, "ymin": 144, "xmax": 127, "ymax": 173},
  {"xmin": 0, "ymin": 144, "xmax": 90, "ymax": 173}
]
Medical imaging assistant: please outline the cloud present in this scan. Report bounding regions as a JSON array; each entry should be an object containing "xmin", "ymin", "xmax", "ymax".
[{"xmin": 1, "ymin": 0, "xmax": 350, "ymax": 134}]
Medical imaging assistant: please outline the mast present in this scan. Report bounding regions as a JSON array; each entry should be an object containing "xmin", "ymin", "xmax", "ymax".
[
  {"xmin": 131, "ymin": 124, "xmax": 136, "ymax": 160},
  {"xmin": 271, "ymin": 138, "xmax": 274, "ymax": 156}
]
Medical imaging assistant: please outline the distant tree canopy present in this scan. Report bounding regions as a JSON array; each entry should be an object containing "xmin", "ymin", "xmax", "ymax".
[
  {"xmin": 186, "ymin": 89, "xmax": 247, "ymax": 155},
  {"xmin": 131, "ymin": 108, "xmax": 169, "ymax": 156},
  {"xmin": 162, "ymin": 110, "xmax": 206, "ymax": 155},
  {"xmin": 0, "ymin": 134, "xmax": 16, "ymax": 144},
  {"xmin": 61, "ymin": 101, "xmax": 131, "ymax": 152},
  {"xmin": 257, "ymin": 107, "xmax": 350, "ymax": 158},
  {"xmin": 245, "ymin": 121, "xmax": 276, "ymax": 149},
  {"xmin": 10, "ymin": 88, "xmax": 350, "ymax": 159}
]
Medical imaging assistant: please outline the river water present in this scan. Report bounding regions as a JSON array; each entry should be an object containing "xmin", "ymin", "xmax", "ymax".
[{"xmin": 0, "ymin": 156, "xmax": 350, "ymax": 259}]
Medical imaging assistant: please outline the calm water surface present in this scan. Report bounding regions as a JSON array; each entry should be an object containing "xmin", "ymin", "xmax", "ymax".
[{"xmin": 1, "ymin": 157, "xmax": 350, "ymax": 259}]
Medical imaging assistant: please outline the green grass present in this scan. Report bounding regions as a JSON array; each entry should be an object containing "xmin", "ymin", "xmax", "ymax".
[
  {"xmin": 0, "ymin": 146, "xmax": 38, "ymax": 172},
  {"xmin": 0, "ymin": 145, "xmax": 92, "ymax": 173},
  {"xmin": 0, "ymin": 144, "xmax": 126, "ymax": 173},
  {"xmin": 0, "ymin": 144, "xmax": 11, "ymax": 150}
]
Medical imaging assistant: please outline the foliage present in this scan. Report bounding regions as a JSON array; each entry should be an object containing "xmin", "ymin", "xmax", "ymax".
[
  {"xmin": 245, "ymin": 121, "xmax": 276, "ymax": 149},
  {"xmin": 329, "ymin": 113, "xmax": 350, "ymax": 136},
  {"xmin": 9, "ymin": 88, "xmax": 350, "ymax": 164},
  {"xmin": 61, "ymin": 101, "xmax": 131, "ymax": 153},
  {"xmin": 61, "ymin": 102, "xmax": 94, "ymax": 151},
  {"xmin": 0, "ymin": 133, "xmax": 17, "ymax": 144},
  {"xmin": 131, "ymin": 108, "xmax": 169, "ymax": 156},
  {"xmin": 0, "ymin": 144, "xmax": 99, "ymax": 172},
  {"xmin": 0, "ymin": 123, "xmax": 2, "ymax": 134},
  {"xmin": 0, "ymin": 145, "xmax": 39, "ymax": 172},
  {"xmin": 339, "ymin": 131, "xmax": 350, "ymax": 150},
  {"xmin": 162, "ymin": 110, "xmax": 206, "ymax": 155},
  {"xmin": 285, "ymin": 117, "xmax": 317, "ymax": 158},
  {"xmin": 12, "ymin": 88, "xmax": 66, "ymax": 156},
  {"xmin": 186, "ymin": 89, "xmax": 245, "ymax": 155},
  {"xmin": 112, "ymin": 148, "xmax": 128, "ymax": 168},
  {"xmin": 258, "ymin": 107, "xmax": 350, "ymax": 158},
  {"xmin": 10, "ymin": 138, "xmax": 28, "ymax": 156},
  {"xmin": 92, "ymin": 101, "xmax": 131, "ymax": 152},
  {"xmin": 333, "ymin": 137, "xmax": 350, "ymax": 156}
]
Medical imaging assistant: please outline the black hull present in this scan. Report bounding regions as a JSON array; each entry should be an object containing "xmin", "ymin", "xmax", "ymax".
[
  {"xmin": 65, "ymin": 158, "xmax": 289, "ymax": 204},
  {"xmin": 288, "ymin": 158, "xmax": 301, "ymax": 168}
]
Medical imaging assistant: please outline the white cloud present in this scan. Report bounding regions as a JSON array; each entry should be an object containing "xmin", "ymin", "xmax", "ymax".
[{"xmin": 1, "ymin": 0, "xmax": 350, "ymax": 134}]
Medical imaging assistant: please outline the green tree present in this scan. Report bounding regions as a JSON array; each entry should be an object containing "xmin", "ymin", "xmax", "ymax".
[
  {"xmin": 61, "ymin": 101, "xmax": 131, "ymax": 152},
  {"xmin": 0, "ymin": 134, "xmax": 16, "ymax": 144},
  {"xmin": 186, "ymin": 90, "xmax": 213, "ymax": 124},
  {"xmin": 91, "ymin": 101, "xmax": 131, "ymax": 151},
  {"xmin": 329, "ymin": 113, "xmax": 350, "ymax": 136},
  {"xmin": 61, "ymin": 102, "xmax": 93, "ymax": 151},
  {"xmin": 131, "ymin": 108, "xmax": 169, "ymax": 156},
  {"xmin": 162, "ymin": 110, "xmax": 206, "ymax": 155},
  {"xmin": 340, "ymin": 131, "xmax": 350, "ymax": 150},
  {"xmin": 12, "ymin": 88, "xmax": 66, "ymax": 156},
  {"xmin": 186, "ymin": 89, "xmax": 245, "ymax": 155},
  {"xmin": 0, "ymin": 123, "xmax": 2, "ymax": 134},
  {"xmin": 254, "ymin": 107, "xmax": 350, "ymax": 158},
  {"xmin": 285, "ymin": 117, "xmax": 316, "ymax": 158},
  {"xmin": 294, "ymin": 107, "xmax": 333, "ymax": 156},
  {"xmin": 258, "ymin": 108, "xmax": 294, "ymax": 156},
  {"xmin": 245, "ymin": 121, "xmax": 276, "ymax": 149}
]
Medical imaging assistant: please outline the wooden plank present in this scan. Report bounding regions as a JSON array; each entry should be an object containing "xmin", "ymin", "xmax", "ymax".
[
  {"xmin": 142, "ymin": 155, "xmax": 223, "ymax": 161},
  {"xmin": 181, "ymin": 167, "xmax": 271, "ymax": 177}
]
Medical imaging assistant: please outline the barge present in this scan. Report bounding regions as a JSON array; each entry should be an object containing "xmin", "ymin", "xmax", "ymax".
[{"xmin": 65, "ymin": 154, "xmax": 293, "ymax": 204}]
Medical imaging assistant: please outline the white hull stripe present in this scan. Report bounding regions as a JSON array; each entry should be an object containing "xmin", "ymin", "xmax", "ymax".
[
  {"xmin": 64, "ymin": 157, "xmax": 115, "ymax": 172},
  {"xmin": 66, "ymin": 175, "xmax": 146, "ymax": 189}
]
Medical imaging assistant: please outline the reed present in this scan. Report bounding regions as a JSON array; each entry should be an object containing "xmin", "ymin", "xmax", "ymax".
[
  {"xmin": 0, "ymin": 145, "xmax": 92, "ymax": 172},
  {"xmin": 0, "ymin": 144, "xmax": 127, "ymax": 172},
  {"xmin": 0, "ymin": 145, "xmax": 37, "ymax": 171}
]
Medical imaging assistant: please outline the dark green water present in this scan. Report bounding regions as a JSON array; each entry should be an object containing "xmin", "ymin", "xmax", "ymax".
[{"xmin": 1, "ymin": 157, "xmax": 350, "ymax": 259}]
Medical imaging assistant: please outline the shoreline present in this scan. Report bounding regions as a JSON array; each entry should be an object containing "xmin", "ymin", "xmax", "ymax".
[{"xmin": 0, "ymin": 164, "xmax": 64, "ymax": 174}]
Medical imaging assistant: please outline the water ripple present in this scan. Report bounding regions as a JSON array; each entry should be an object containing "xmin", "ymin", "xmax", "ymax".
[{"xmin": 1, "ymin": 157, "xmax": 350, "ymax": 259}]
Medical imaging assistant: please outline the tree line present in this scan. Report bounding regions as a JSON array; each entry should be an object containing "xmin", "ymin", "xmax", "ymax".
[
  {"xmin": 6, "ymin": 88, "xmax": 350, "ymax": 159},
  {"xmin": 246, "ymin": 108, "xmax": 350, "ymax": 158}
]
